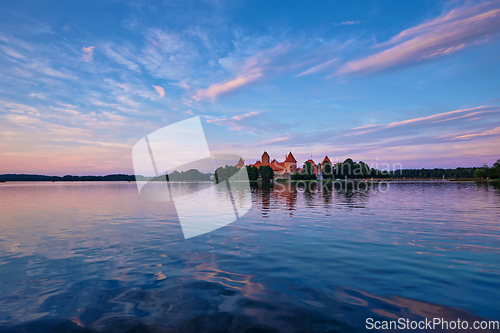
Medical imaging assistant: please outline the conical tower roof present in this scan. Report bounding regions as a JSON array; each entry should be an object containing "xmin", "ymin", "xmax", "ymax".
[
  {"xmin": 236, "ymin": 158, "xmax": 245, "ymax": 167},
  {"xmin": 285, "ymin": 152, "xmax": 296, "ymax": 162}
]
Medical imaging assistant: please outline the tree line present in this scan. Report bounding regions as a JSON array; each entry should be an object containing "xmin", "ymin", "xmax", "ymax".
[
  {"xmin": 387, "ymin": 159, "xmax": 499, "ymax": 180},
  {"xmin": 388, "ymin": 168, "xmax": 475, "ymax": 179},
  {"xmin": 0, "ymin": 174, "xmax": 137, "ymax": 181},
  {"xmin": 245, "ymin": 165, "xmax": 274, "ymax": 181},
  {"xmin": 213, "ymin": 165, "xmax": 274, "ymax": 183},
  {"xmin": 293, "ymin": 158, "xmax": 388, "ymax": 180},
  {"xmin": 473, "ymin": 159, "xmax": 500, "ymax": 179},
  {"xmin": 167, "ymin": 169, "xmax": 212, "ymax": 181},
  {"xmin": 277, "ymin": 157, "xmax": 499, "ymax": 180}
]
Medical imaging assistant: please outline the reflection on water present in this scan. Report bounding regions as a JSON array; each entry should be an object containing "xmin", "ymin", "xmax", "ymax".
[{"xmin": 0, "ymin": 181, "xmax": 499, "ymax": 332}]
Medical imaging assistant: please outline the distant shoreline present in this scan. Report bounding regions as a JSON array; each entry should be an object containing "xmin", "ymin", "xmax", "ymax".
[
  {"xmin": 0, "ymin": 174, "xmax": 137, "ymax": 182},
  {"xmin": 0, "ymin": 174, "xmax": 498, "ymax": 183}
]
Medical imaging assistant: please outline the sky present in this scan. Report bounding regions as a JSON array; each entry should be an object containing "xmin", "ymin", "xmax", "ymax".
[{"xmin": 0, "ymin": 0, "xmax": 499, "ymax": 175}]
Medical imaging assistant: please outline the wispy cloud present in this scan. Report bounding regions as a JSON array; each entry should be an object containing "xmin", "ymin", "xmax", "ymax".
[
  {"xmin": 448, "ymin": 126, "xmax": 500, "ymax": 140},
  {"xmin": 259, "ymin": 136, "xmax": 291, "ymax": 145},
  {"xmin": 336, "ymin": 2, "xmax": 500, "ymax": 75},
  {"xmin": 28, "ymin": 93, "xmax": 46, "ymax": 99},
  {"xmin": 206, "ymin": 111, "xmax": 262, "ymax": 132},
  {"xmin": 378, "ymin": 1, "xmax": 500, "ymax": 48},
  {"xmin": 297, "ymin": 58, "xmax": 339, "ymax": 77},
  {"xmin": 332, "ymin": 20, "xmax": 365, "ymax": 26},
  {"xmin": 178, "ymin": 80, "xmax": 190, "ymax": 90},
  {"xmin": 101, "ymin": 43, "xmax": 140, "ymax": 71},
  {"xmin": 193, "ymin": 68, "xmax": 263, "ymax": 101},
  {"xmin": 193, "ymin": 43, "xmax": 291, "ymax": 101},
  {"xmin": 232, "ymin": 110, "xmax": 260, "ymax": 121},
  {"xmin": 137, "ymin": 29, "xmax": 202, "ymax": 81},
  {"xmin": 345, "ymin": 106, "xmax": 493, "ymax": 136},
  {"xmin": 82, "ymin": 46, "xmax": 95, "ymax": 62},
  {"xmin": 0, "ymin": 45, "xmax": 25, "ymax": 59},
  {"xmin": 153, "ymin": 85, "xmax": 165, "ymax": 98}
]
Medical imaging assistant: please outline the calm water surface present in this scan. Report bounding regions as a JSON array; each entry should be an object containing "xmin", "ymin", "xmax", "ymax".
[{"xmin": 0, "ymin": 181, "xmax": 499, "ymax": 332}]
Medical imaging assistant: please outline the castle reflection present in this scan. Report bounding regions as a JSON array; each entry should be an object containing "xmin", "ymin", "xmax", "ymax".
[{"xmin": 250, "ymin": 181, "xmax": 377, "ymax": 216}]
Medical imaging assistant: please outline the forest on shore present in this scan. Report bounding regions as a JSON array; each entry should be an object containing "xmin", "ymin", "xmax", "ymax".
[{"xmin": 285, "ymin": 158, "xmax": 500, "ymax": 181}]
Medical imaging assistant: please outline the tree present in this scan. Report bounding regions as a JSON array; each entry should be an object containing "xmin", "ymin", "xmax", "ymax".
[
  {"xmin": 303, "ymin": 161, "xmax": 317, "ymax": 180},
  {"xmin": 215, "ymin": 165, "xmax": 239, "ymax": 183},
  {"xmin": 322, "ymin": 161, "xmax": 333, "ymax": 179},
  {"xmin": 251, "ymin": 166, "xmax": 259, "ymax": 181},
  {"xmin": 335, "ymin": 158, "xmax": 355, "ymax": 178},
  {"xmin": 494, "ymin": 159, "xmax": 500, "ymax": 169},
  {"xmin": 246, "ymin": 165, "xmax": 259, "ymax": 181},
  {"xmin": 168, "ymin": 169, "xmax": 211, "ymax": 181},
  {"xmin": 358, "ymin": 161, "xmax": 371, "ymax": 178},
  {"xmin": 491, "ymin": 159, "xmax": 500, "ymax": 179},
  {"xmin": 474, "ymin": 168, "xmax": 486, "ymax": 179},
  {"xmin": 259, "ymin": 165, "xmax": 274, "ymax": 181}
]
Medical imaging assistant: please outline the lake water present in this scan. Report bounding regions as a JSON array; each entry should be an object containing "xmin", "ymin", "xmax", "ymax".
[{"xmin": 0, "ymin": 181, "xmax": 498, "ymax": 332}]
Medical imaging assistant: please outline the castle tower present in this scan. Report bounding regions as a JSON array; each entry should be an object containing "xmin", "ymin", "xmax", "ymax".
[
  {"xmin": 320, "ymin": 155, "xmax": 332, "ymax": 171},
  {"xmin": 262, "ymin": 151, "xmax": 270, "ymax": 164},
  {"xmin": 284, "ymin": 152, "xmax": 297, "ymax": 174},
  {"xmin": 236, "ymin": 158, "xmax": 245, "ymax": 169}
]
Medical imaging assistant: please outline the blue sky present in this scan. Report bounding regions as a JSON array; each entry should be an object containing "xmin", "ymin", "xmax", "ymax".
[{"xmin": 0, "ymin": 0, "xmax": 499, "ymax": 175}]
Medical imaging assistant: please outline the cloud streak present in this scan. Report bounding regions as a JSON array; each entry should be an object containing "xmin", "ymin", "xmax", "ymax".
[
  {"xmin": 206, "ymin": 111, "xmax": 262, "ymax": 133},
  {"xmin": 448, "ymin": 126, "xmax": 500, "ymax": 140},
  {"xmin": 297, "ymin": 58, "xmax": 339, "ymax": 77},
  {"xmin": 332, "ymin": 21, "xmax": 365, "ymax": 26},
  {"xmin": 337, "ymin": 2, "xmax": 500, "ymax": 75},
  {"xmin": 259, "ymin": 136, "xmax": 291, "ymax": 145},
  {"xmin": 345, "ymin": 106, "xmax": 495, "ymax": 136},
  {"xmin": 193, "ymin": 68, "xmax": 263, "ymax": 101},
  {"xmin": 193, "ymin": 43, "xmax": 291, "ymax": 101}
]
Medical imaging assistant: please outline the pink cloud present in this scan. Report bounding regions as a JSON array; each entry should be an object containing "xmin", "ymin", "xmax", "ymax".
[
  {"xmin": 430, "ymin": 111, "xmax": 487, "ymax": 124},
  {"xmin": 82, "ymin": 46, "xmax": 95, "ymax": 62},
  {"xmin": 193, "ymin": 68, "xmax": 263, "ymax": 101},
  {"xmin": 337, "ymin": 2, "xmax": 500, "ymax": 75},
  {"xmin": 178, "ymin": 80, "xmax": 190, "ymax": 90},
  {"xmin": 384, "ymin": 106, "xmax": 488, "ymax": 128},
  {"xmin": 192, "ymin": 43, "xmax": 291, "ymax": 102},
  {"xmin": 449, "ymin": 126, "xmax": 500, "ymax": 140},
  {"xmin": 259, "ymin": 136, "xmax": 291, "ymax": 145},
  {"xmin": 378, "ymin": 1, "xmax": 500, "ymax": 48},
  {"xmin": 153, "ymin": 85, "xmax": 165, "ymax": 98},
  {"xmin": 232, "ymin": 111, "xmax": 260, "ymax": 121}
]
